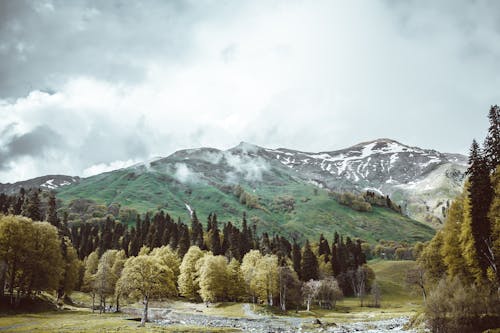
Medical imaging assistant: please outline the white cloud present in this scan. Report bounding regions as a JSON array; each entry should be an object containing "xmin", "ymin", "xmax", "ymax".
[{"xmin": 82, "ymin": 159, "xmax": 140, "ymax": 177}]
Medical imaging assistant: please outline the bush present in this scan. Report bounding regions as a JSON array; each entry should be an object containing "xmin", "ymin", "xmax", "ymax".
[{"xmin": 425, "ymin": 277, "xmax": 500, "ymax": 333}]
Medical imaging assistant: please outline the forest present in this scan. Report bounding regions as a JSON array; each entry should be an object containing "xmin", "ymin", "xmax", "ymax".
[{"xmin": 0, "ymin": 106, "xmax": 499, "ymax": 332}]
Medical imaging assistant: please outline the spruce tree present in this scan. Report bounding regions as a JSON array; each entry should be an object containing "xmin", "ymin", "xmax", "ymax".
[
  {"xmin": 178, "ymin": 224, "xmax": 190, "ymax": 258},
  {"xmin": 467, "ymin": 140, "xmax": 493, "ymax": 276},
  {"xmin": 209, "ymin": 214, "xmax": 221, "ymax": 255},
  {"xmin": 484, "ymin": 105, "xmax": 500, "ymax": 171},
  {"xmin": 301, "ymin": 240, "xmax": 319, "ymax": 281},
  {"xmin": 24, "ymin": 189, "xmax": 42, "ymax": 221},
  {"xmin": 46, "ymin": 193, "xmax": 59, "ymax": 229},
  {"xmin": 292, "ymin": 240, "xmax": 302, "ymax": 279}
]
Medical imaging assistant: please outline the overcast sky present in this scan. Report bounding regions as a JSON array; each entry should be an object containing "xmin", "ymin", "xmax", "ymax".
[{"xmin": 0, "ymin": 0, "xmax": 499, "ymax": 182}]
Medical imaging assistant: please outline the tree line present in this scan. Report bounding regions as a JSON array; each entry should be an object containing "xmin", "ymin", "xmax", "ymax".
[
  {"xmin": 412, "ymin": 105, "xmax": 500, "ymax": 333},
  {"xmin": 0, "ymin": 188, "xmax": 377, "ymax": 317}
]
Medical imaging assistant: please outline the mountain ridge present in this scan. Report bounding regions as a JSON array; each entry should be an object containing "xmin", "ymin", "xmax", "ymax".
[{"xmin": 0, "ymin": 139, "xmax": 467, "ymax": 229}]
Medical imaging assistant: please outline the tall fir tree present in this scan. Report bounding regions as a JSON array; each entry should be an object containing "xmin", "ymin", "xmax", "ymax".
[
  {"xmin": 292, "ymin": 240, "xmax": 302, "ymax": 279},
  {"xmin": 467, "ymin": 140, "xmax": 494, "ymax": 277},
  {"xmin": 484, "ymin": 105, "xmax": 500, "ymax": 171},
  {"xmin": 301, "ymin": 240, "xmax": 319, "ymax": 281},
  {"xmin": 46, "ymin": 193, "xmax": 59, "ymax": 229}
]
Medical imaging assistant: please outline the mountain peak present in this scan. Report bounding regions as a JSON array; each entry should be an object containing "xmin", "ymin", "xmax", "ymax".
[{"xmin": 228, "ymin": 141, "xmax": 262, "ymax": 153}]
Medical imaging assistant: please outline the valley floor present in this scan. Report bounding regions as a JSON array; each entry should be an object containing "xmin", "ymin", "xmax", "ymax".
[
  {"xmin": 0, "ymin": 260, "xmax": 425, "ymax": 332},
  {"xmin": 0, "ymin": 297, "xmax": 423, "ymax": 333}
]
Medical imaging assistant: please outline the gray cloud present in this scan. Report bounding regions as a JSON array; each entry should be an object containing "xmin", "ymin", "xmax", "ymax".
[
  {"xmin": 0, "ymin": 0, "xmax": 499, "ymax": 182},
  {"xmin": 0, "ymin": 124, "xmax": 62, "ymax": 170},
  {"xmin": 0, "ymin": 0, "xmax": 216, "ymax": 98}
]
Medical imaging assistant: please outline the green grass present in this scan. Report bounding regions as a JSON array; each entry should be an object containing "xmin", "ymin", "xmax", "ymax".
[
  {"xmin": 57, "ymin": 166, "xmax": 435, "ymax": 243},
  {"xmin": 0, "ymin": 311, "xmax": 240, "ymax": 332},
  {"xmin": 0, "ymin": 260, "xmax": 422, "ymax": 331}
]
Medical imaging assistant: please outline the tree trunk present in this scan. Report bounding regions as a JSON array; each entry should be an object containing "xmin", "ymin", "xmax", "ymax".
[
  {"xmin": 103, "ymin": 296, "xmax": 106, "ymax": 313},
  {"xmin": 116, "ymin": 294, "xmax": 120, "ymax": 312},
  {"xmin": 91, "ymin": 293, "xmax": 95, "ymax": 313},
  {"xmin": 9, "ymin": 261, "xmax": 16, "ymax": 304},
  {"xmin": 141, "ymin": 295, "xmax": 149, "ymax": 327},
  {"xmin": 307, "ymin": 299, "xmax": 310, "ymax": 311}
]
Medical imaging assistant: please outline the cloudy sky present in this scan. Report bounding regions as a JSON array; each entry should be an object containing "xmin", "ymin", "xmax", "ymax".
[{"xmin": 0, "ymin": 0, "xmax": 499, "ymax": 183}]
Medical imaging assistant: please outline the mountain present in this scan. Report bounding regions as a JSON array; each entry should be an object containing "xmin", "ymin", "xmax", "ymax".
[
  {"xmin": 258, "ymin": 138, "xmax": 467, "ymax": 227},
  {"xmin": 1, "ymin": 139, "xmax": 465, "ymax": 241},
  {"xmin": 0, "ymin": 175, "xmax": 80, "ymax": 195},
  {"xmin": 49, "ymin": 139, "xmax": 465, "ymax": 243}
]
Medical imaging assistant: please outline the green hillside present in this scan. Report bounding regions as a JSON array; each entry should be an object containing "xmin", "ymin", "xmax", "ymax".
[{"xmin": 56, "ymin": 165, "xmax": 434, "ymax": 243}]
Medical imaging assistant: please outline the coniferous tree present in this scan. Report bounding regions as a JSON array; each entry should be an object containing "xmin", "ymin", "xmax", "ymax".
[
  {"xmin": 129, "ymin": 228, "xmax": 141, "ymax": 257},
  {"xmin": 292, "ymin": 240, "xmax": 302, "ymax": 279},
  {"xmin": 23, "ymin": 189, "xmax": 42, "ymax": 221},
  {"xmin": 46, "ymin": 193, "xmax": 59, "ymax": 229},
  {"xmin": 240, "ymin": 212, "xmax": 251, "ymax": 255},
  {"xmin": 178, "ymin": 224, "xmax": 190, "ymax": 257},
  {"xmin": 170, "ymin": 221, "xmax": 179, "ymax": 250},
  {"xmin": 301, "ymin": 240, "xmax": 319, "ymax": 281},
  {"xmin": 484, "ymin": 105, "xmax": 500, "ymax": 171},
  {"xmin": 467, "ymin": 140, "xmax": 494, "ymax": 276},
  {"xmin": 228, "ymin": 224, "xmax": 241, "ymax": 261},
  {"xmin": 209, "ymin": 214, "xmax": 221, "ymax": 255},
  {"xmin": 318, "ymin": 234, "xmax": 331, "ymax": 259}
]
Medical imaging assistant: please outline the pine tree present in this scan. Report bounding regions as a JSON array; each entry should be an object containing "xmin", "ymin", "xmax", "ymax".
[
  {"xmin": 240, "ymin": 212, "xmax": 251, "ymax": 255},
  {"xmin": 23, "ymin": 189, "xmax": 42, "ymax": 221},
  {"xmin": 318, "ymin": 234, "xmax": 331, "ymax": 258},
  {"xmin": 467, "ymin": 140, "xmax": 493, "ymax": 277},
  {"xmin": 484, "ymin": 105, "xmax": 500, "ymax": 171},
  {"xmin": 301, "ymin": 240, "xmax": 319, "ymax": 281},
  {"xmin": 209, "ymin": 214, "xmax": 221, "ymax": 255},
  {"xmin": 292, "ymin": 240, "xmax": 302, "ymax": 278},
  {"xmin": 178, "ymin": 224, "xmax": 190, "ymax": 258},
  {"xmin": 46, "ymin": 193, "xmax": 59, "ymax": 229}
]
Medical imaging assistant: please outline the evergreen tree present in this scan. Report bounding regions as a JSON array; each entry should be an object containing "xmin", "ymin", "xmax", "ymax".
[
  {"xmin": 209, "ymin": 214, "xmax": 221, "ymax": 255},
  {"xmin": 318, "ymin": 234, "xmax": 331, "ymax": 258},
  {"xmin": 178, "ymin": 224, "xmax": 190, "ymax": 257},
  {"xmin": 46, "ymin": 193, "xmax": 59, "ymax": 229},
  {"xmin": 170, "ymin": 222, "xmax": 179, "ymax": 250},
  {"xmin": 467, "ymin": 140, "xmax": 493, "ymax": 276},
  {"xmin": 240, "ymin": 212, "xmax": 251, "ymax": 255},
  {"xmin": 23, "ymin": 189, "xmax": 42, "ymax": 221},
  {"xmin": 484, "ymin": 105, "xmax": 500, "ymax": 171},
  {"xmin": 301, "ymin": 240, "xmax": 319, "ymax": 281},
  {"xmin": 292, "ymin": 240, "xmax": 302, "ymax": 279}
]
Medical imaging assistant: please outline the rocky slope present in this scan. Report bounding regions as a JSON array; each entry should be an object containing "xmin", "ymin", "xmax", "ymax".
[{"xmin": 258, "ymin": 139, "xmax": 467, "ymax": 227}]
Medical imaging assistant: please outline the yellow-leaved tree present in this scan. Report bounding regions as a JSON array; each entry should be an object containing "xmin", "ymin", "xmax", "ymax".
[
  {"xmin": 117, "ymin": 254, "xmax": 176, "ymax": 326},
  {"xmin": 241, "ymin": 250, "xmax": 263, "ymax": 303},
  {"xmin": 198, "ymin": 253, "xmax": 228, "ymax": 304},
  {"xmin": 178, "ymin": 246, "xmax": 204, "ymax": 301}
]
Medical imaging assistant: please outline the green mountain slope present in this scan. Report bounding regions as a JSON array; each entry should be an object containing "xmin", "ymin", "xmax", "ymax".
[{"xmin": 57, "ymin": 149, "xmax": 434, "ymax": 243}]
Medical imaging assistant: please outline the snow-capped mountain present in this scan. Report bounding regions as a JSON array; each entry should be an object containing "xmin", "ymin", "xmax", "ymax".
[
  {"xmin": 0, "ymin": 139, "xmax": 467, "ymax": 228},
  {"xmin": 258, "ymin": 139, "xmax": 467, "ymax": 227},
  {"xmin": 0, "ymin": 175, "xmax": 80, "ymax": 195}
]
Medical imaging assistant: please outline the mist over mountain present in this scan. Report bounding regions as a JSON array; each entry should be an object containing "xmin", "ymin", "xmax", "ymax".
[{"xmin": 0, "ymin": 138, "xmax": 466, "ymax": 231}]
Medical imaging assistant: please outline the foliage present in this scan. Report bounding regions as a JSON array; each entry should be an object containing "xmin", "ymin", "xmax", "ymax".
[
  {"xmin": 0, "ymin": 215, "xmax": 65, "ymax": 304},
  {"xmin": 178, "ymin": 245, "xmax": 204, "ymax": 301}
]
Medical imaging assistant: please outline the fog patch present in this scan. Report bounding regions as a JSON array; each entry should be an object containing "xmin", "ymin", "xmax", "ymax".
[
  {"xmin": 173, "ymin": 163, "xmax": 201, "ymax": 184},
  {"xmin": 199, "ymin": 150, "xmax": 224, "ymax": 164},
  {"xmin": 224, "ymin": 153, "xmax": 270, "ymax": 183}
]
